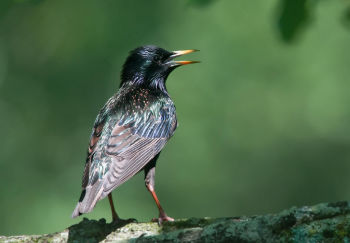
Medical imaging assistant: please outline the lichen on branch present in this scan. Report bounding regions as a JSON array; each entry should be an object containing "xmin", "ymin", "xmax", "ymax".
[{"xmin": 1, "ymin": 201, "xmax": 350, "ymax": 242}]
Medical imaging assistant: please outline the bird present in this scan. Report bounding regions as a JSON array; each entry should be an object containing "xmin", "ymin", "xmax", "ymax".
[{"xmin": 72, "ymin": 45, "xmax": 199, "ymax": 224}]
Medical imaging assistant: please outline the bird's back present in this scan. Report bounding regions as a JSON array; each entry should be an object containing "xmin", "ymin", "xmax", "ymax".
[{"xmin": 72, "ymin": 84, "xmax": 177, "ymax": 217}]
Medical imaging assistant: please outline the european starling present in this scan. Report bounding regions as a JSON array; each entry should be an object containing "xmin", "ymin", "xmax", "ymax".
[{"xmin": 72, "ymin": 45, "xmax": 198, "ymax": 224}]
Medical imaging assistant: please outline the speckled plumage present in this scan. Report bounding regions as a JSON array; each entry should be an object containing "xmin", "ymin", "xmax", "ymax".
[{"xmin": 72, "ymin": 45, "xmax": 198, "ymax": 222}]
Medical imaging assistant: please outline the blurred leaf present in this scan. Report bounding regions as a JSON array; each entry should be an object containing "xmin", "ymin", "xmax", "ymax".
[
  {"xmin": 277, "ymin": 0, "xmax": 313, "ymax": 43},
  {"xmin": 188, "ymin": 0, "xmax": 217, "ymax": 7},
  {"xmin": 341, "ymin": 5, "xmax": 350, "ymax": 29}
]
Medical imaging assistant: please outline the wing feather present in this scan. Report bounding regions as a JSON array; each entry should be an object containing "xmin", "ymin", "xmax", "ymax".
[
  {"xmin": 81, "ymin": 122, "xmax": 104, "ymax": 188},
  {"xmin": 72, "ymin": 95, "xmax": 177, "ymax": 217},
  {"xmin": 102, "ymin": 138, "xmax": 166, "ymax": 196}
]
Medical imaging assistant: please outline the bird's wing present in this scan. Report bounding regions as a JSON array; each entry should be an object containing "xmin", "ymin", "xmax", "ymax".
[
  {"xmin": 81, "ymin": 121, "xmax": 105, "ymax": 189},
  {"xmin": 73, "ymin": 98, "xmax": 176, "ymax": 216},
  {"xmin": 101, "ymin": 122, "xmax": 168, "ymax": 195}
]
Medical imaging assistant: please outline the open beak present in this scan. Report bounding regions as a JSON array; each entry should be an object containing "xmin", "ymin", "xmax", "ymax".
[{"xmin": 167, "ymin": 49, "xmax": 200, "ymax": 67}]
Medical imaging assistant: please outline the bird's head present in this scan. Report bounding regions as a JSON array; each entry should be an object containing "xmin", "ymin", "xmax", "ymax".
[{"xmin": 120, "ymin": 45, "xmax": 198, "ymax": 91}]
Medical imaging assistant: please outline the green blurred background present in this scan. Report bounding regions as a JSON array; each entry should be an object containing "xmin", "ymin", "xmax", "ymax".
[{"xmin": 1, "ymin": 0, "xmax": 350, "ymax": 236}]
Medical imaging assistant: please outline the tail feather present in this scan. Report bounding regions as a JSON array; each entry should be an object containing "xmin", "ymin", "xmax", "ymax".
[
  {"xmin": 71, "ymin": 203, "xmax": 82, "ymax": 218},
  {"xmin": 71, "ymin": 183, "xmax": 104, "ymax": 218}
]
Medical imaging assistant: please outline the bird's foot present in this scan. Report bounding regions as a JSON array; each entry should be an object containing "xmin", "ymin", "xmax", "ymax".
[
  {"xmin": 111, "ymin": 217, "xmax": 137, "ymax": 226},
  {"xmin": 152, "ymin": 214, "xmax": 174, "ymax": 225}
]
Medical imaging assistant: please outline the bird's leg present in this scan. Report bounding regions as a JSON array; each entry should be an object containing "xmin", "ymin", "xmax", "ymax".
[
  {"xmin": 108, "ymin": 193, "xmax": 120, "ymax": 221},
  {"xmin": 108, "ymin": 193, "xmax": 137, "ymax": 224},
  {"xmin": 145, "ymin": 165, "xmax": 174, "ymax": 224},
  {"xmin": 147, "ymin": 184, "xmax": 174, "ymax": 223}
]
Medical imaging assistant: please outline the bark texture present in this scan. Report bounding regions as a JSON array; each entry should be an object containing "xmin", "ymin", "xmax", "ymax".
[{"xmin": 1, "ymin": 201, "xmax": 350, "ymax": 242}]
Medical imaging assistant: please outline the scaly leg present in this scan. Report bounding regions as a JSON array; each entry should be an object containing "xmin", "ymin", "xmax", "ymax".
[
  {"xmin": 108, "ymin": 193, "xmax": 119, "ymax": 222},
  {"xmin": 144, "ymin": 156, "xmax": 174, "ymax": 224},
  {"xmin": 108, "ymin": 192, "xmax": 136, "ymax": 225},
  {"xmin": 147, "ymin": 183, "xmax": 174, "ymax": 224}
]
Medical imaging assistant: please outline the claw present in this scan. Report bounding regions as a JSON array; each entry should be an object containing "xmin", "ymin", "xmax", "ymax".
[{"xmin": 152, "ymin": 214, "xmax": 174, "ymax": 225}]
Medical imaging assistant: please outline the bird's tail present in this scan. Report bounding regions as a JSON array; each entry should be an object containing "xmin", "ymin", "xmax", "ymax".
[
  {"xmin": 71, "ymin": 183, "xmax": 104, "ymax": 218},
  {"xmin": 71, "ymin": 202, "xmax": 83, "ymax": 218}
]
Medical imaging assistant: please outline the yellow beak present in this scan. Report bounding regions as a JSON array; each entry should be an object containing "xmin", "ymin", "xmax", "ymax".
[{"xmin": 168, "ymin": 49, "xmax": 200, "ymax": 66}]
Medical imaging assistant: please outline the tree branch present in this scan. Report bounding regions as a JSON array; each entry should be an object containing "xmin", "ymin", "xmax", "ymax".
[{"xmin": 1, "ymin": 201, "xmax": 350, "ymax": 242}]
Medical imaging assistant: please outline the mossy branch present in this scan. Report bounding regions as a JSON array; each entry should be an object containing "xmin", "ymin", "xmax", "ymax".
[{"xmin": 1, "ymin": 201, "xmax": 350, "ymax": 242}]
